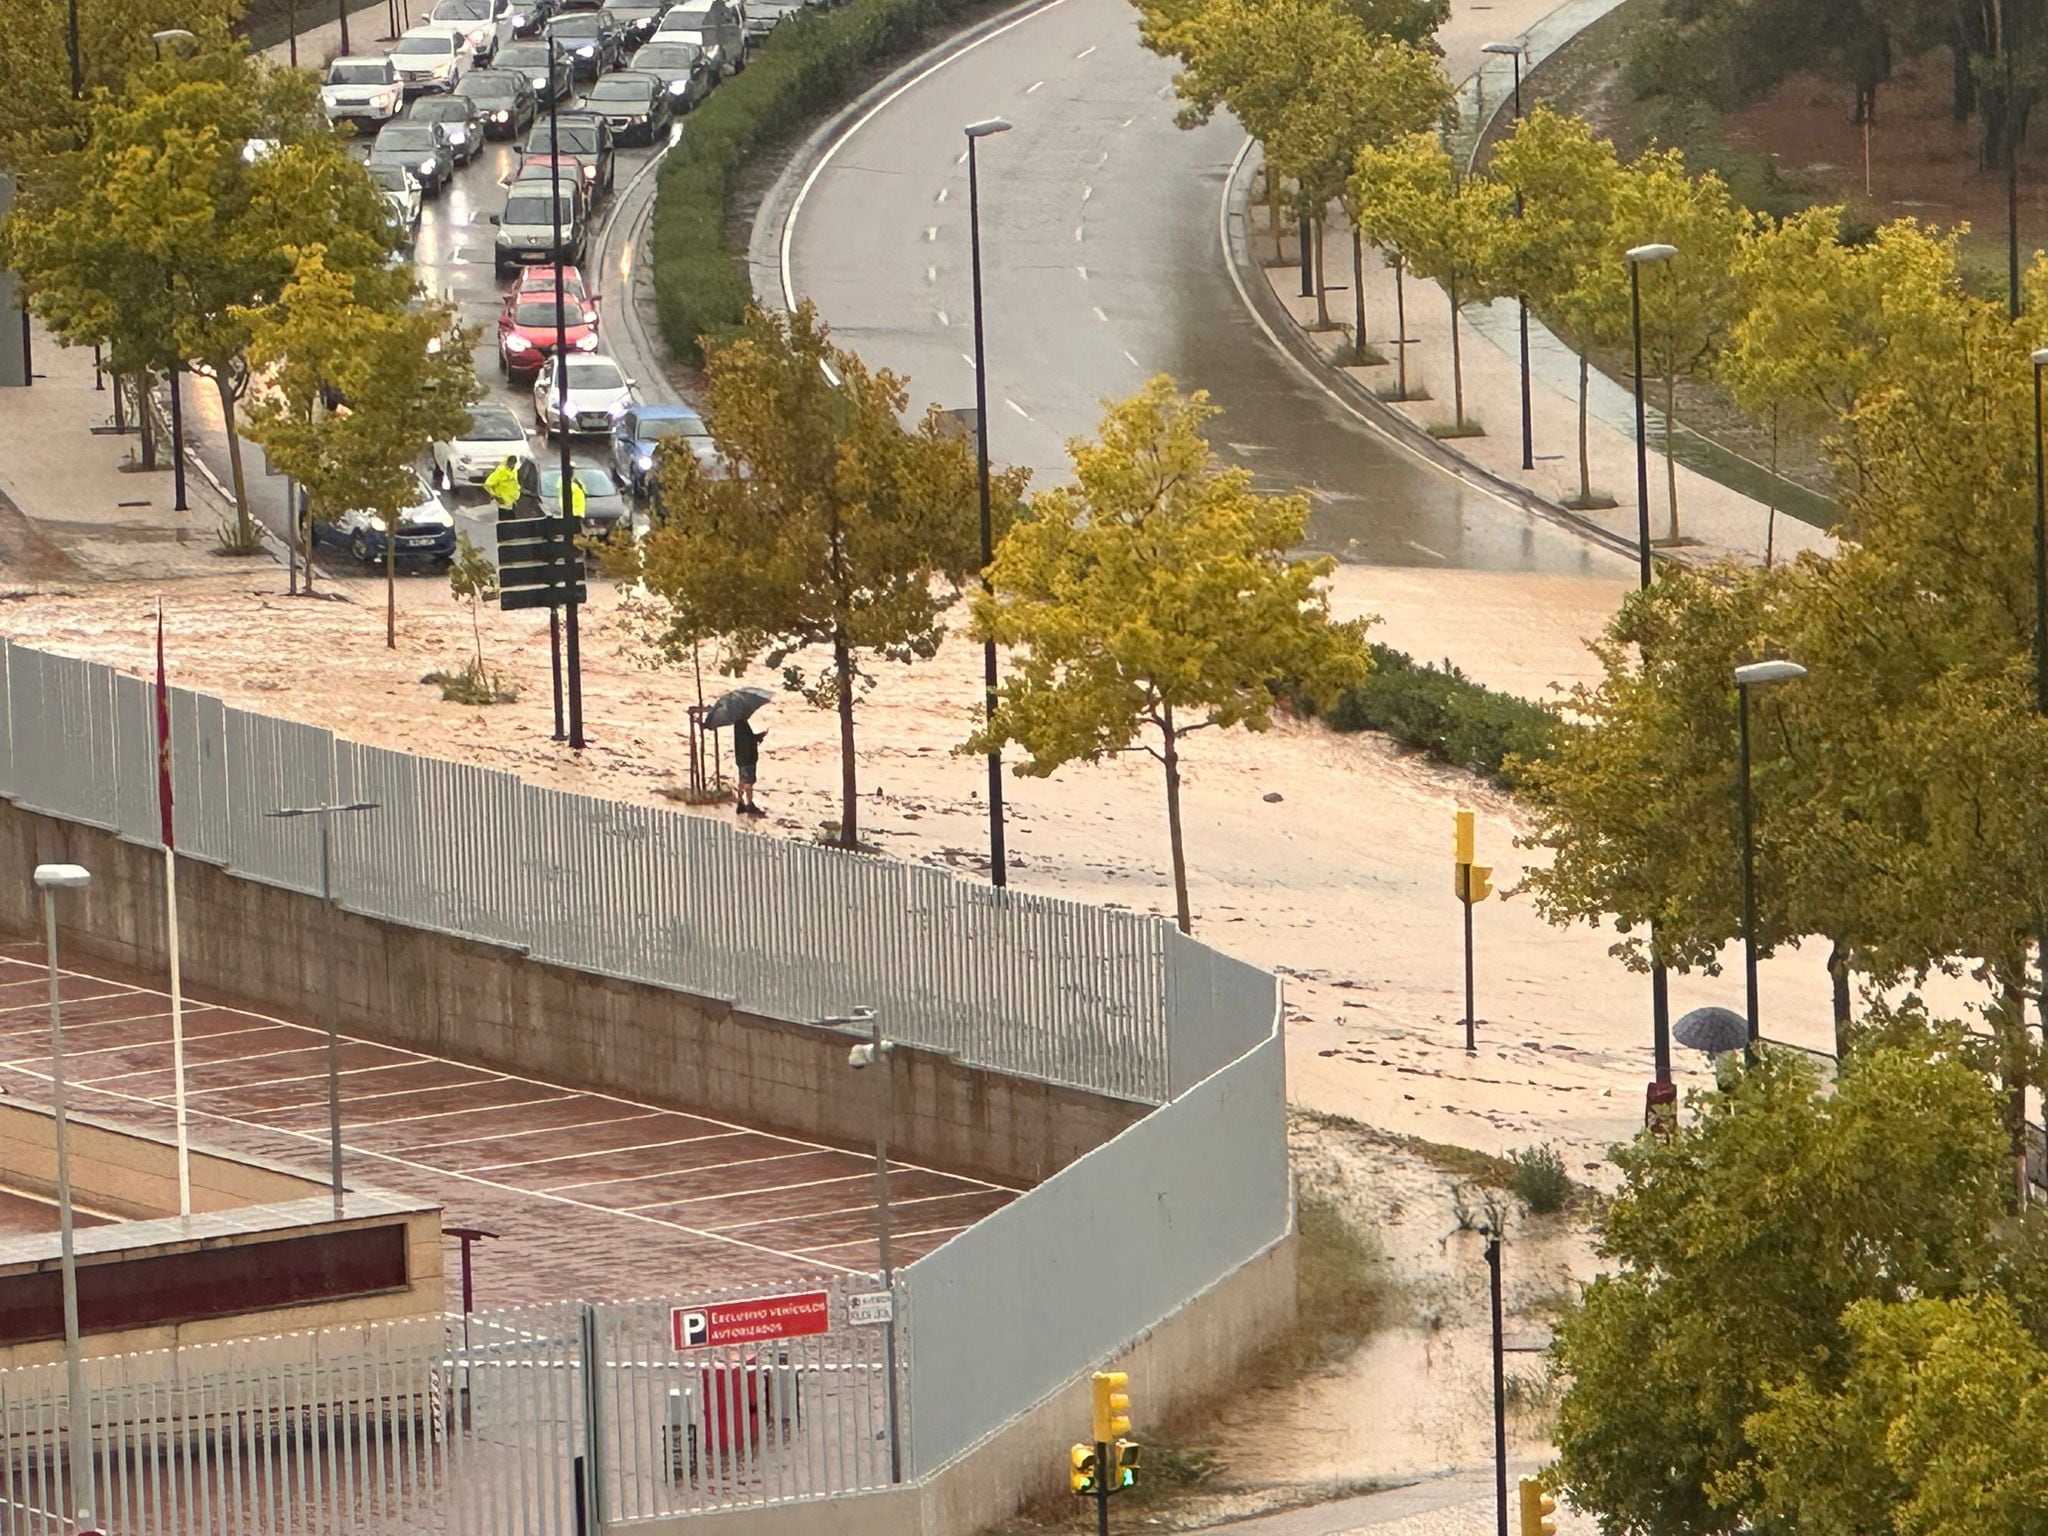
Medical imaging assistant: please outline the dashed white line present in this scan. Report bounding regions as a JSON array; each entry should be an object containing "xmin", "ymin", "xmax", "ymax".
[
  {"xmin": 1026, "ymin": 79, "xmax": 1045, "ymax": 93},
  {"xmin": 1120, "ymin": 116, "xmax": 1135, "ymax": 128},
  {"xmin": 1005, "ymin": 398, "xmax": 1032, "ymax": 419},
  {"xmin": 1092, "ymin": 306, "xmax": 1108, "ymax": 322},
  {"xmin": 1075, "ymin": 43, "xmax": 1096, "ymax": 57},
  {"xmin": 935, "ymin": 187, "xmax": 949, "ymax": 203},
  {"xmin": 1075, "ymin": 265, "xmax": 1089, "ymax": 280},
  {"xmin": 925, "ymin": 264, "xmax": 937, "ymax": 284},
  {"xmin": 956, "ymin": 147, "xmax": 969, "ymax": 165},
  {"xmin": 924, "ymin": 225, "xmax": 937, "ymax": 242},
  {"xmin": 1073, "ymin": 225, "xmax": 1084, "ymax": 242},
  {"xmin": 1122, "ymin": 349, "xmax": 1142, "ymax": 367},
  {"xmin": 962, "ymin": 352, "xmax": 978, "ymax": 369},
  {"xmin": 1081, "ymin": 184, "xmax": 1093, "ymax": 202},
  {"xmin": 936, "ymin": 309, "xmax": 950, "ymax": 326}
]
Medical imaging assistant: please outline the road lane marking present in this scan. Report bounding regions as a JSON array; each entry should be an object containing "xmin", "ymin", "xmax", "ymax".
[
  {"xmin": 1006, "ymin": 398, "xmax": 1032, "ymax": 419},
  {"xmin": 936, "ymin": 310, "xmax": 950, "ymax": 326},
  {"xmin": 1075, "ymin": 43, "xmax": 1095, "ymax": 57},
  {"xmin": 926, "ymin": 264, "xmax": 937, "ymax": 283},
  {"xmin": 962, "ymin": 352, "xmax": 977, "ymax": 369},
  {"xmin": 924, "ymin": 225, "xmax": 938, "ymax": 241},
  {"xmin": 935, "ymin": 187, "xmax": 949, "ymax": 202},
  {"xmin": 1026, "ymin": 79, "xmax": 1045, "ymax": 92},
  {"xmin": 1081, "ymin": 184, "xmax": 1092, "ymax": 202},
  {"xmin": 1092, "ymin": 306, "xmax": 1108, "ymax": 322},
  {"xmin": 1073, "ymin": 225, "xmax": 1084, "ymax": 241},
  {"xmin": 1075, "ymin": 265, "xmax": 1089, "ymax": 279},
  {"xmin": 1122, "ymin": 349, "xmax": 1141, "ymax": 367}
]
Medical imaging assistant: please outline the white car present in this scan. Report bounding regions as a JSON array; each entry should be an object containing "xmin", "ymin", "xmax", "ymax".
[
  {"xmin": 533, "ymin": 354, "xmax": 636, "ymax": 441},
  {"xmin": 315, "ymin": 472, "xmax": 458, "ymax": 564},
  {"xmin": 367, "ymin": 163, "xmax": 423, "ymax": 234},
  {"xmin": 434, "ymin": 402, "xmax": 537, "ymax": 492},
  {"xmin": 321, "ymin": 56, "xmax": 405, "ymax": 126},
  {"xmin": 429, "ymin": 0, "xmax": 511, "ymax": 65},
  {"xmin": 391, "ymin": 26, "xmax": 468, "ymax": 96}
]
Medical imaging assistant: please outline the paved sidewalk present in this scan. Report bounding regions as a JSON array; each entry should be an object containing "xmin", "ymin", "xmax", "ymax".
[
  {"xmin": 1209, "ymin": 1466, "xmax": 1600, "ymax": 1535},
  {"xmin": 1251, "ymin": 0, "xmax": 1837, "ymax": 573},
  {"xmin": 0, "ymin": 322, "xmax": 236, "ymax": 583}
]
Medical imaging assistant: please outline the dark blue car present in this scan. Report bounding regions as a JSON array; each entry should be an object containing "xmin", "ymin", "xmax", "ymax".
[{"xmin": 610, "ymin": 402, "xmax": 714, "ymax": 497}]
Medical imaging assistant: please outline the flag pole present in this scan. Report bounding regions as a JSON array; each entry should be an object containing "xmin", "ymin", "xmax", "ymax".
[{"xmin": 156, "ymin": 601, "xmax": 191, "ymax": 1216}]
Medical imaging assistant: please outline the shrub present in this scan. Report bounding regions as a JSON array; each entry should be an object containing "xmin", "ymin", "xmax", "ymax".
[
  {"xmin": 1308, "ymin": 643, "xmax": 1559, "ymax": 790},
  {"xmin": 650, "ymin": 0, "xmax": 981, "ymax": 365},
  {"xmin": 1507, "ymin": 1144, "xmax": 1571, "ymax": 1214}
]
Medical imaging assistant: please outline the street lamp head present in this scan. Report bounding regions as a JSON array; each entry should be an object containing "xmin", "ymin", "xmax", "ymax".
[
  {"xmin": 1626, "ymin": 243, "xmax": 1678, "ymax": 264},
  {"xmin": 1734, "ymin": 659, "xmax": 1807, "ymax": 688},
  {"xmin": 32, "ymin": 864, "xmax": 90, "ymax": 892},
  {"xmin": 2032, "ymin": 347, "xmax": 2048, "ymax": 368},
  {"xmin": 963, "ymin": 118, "xmax": 1012, "ymax": 139},
  {"xmin": 1481, "ymin": 40, "xmax": 1523, "ymax": 54}
]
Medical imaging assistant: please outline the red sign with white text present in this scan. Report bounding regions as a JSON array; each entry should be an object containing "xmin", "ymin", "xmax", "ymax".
[{"xmin": 671, "ymin": 1290, "xmax": 831, "ymax": 1350}]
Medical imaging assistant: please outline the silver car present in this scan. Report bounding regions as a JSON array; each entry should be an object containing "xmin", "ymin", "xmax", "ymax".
[
  {"xmin": 532, "ymin": 353, "xmax": 636, "ymax": 440},
  {"xmin": 433, "ymin": 403, "xmax": 536, "ymax": 492}
]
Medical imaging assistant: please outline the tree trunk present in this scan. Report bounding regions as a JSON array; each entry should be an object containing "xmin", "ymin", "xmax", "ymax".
[
  {"xmin": 1267, "ymin": 163, "xmax": 1284, "ymax": 263},
  {"xmin": 1351, "ymin": 227, "xmax": 1367, "ymax": 353},
  {"xmin": 385, "ymin": 520, "xmax": 397, "ymax": 649},
  {"xmin": 215, "ymin": 372, "xmax": 253, "ymax": 548},
  {"xmin": 1312, "ymin": 220, "xmax": 1330, "ymax": 328},
  {"xmin": 137, "ymin": 371, "xmax": 158, "ymax": 470},
  {"xmin": 1827, "ymin": 939, "xmax": 1852, "ymax": 1060},
  {"xmin": 1160, "ymin": 703, "xmax": 1191, "ymax": 934},
  {"xmin": 1448, "ymin": 272, "xmax": 1465, "ymax": 427},
  {"xmin": 1662, "ymin": 370, "xmax": 1680, "ymax": 541},
  {"xmin": 1953, "ymin": 37, "xmax": 1976, "ymax": 123},
  {"xmin": 1999, "ymin": 969, "xmax": 2030, "ymax": 1209},
  {"xmin": 1576, "ymin": 353, "xmax": 1592, "ymax": 503},
  {"xmin": 834, "ymin": 629, "xmax": 858, "ymax": 847},
  {"xmin": 300, "ymin": 488, "xmax": 317, "ymax": 594},
  {"xmin": 1393, "ymin": 257, "xmax": 1408, "ymax": 399}
]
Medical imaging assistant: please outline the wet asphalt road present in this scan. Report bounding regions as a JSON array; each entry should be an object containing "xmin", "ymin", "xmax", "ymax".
[{"xmin": 781, "ymin": 0, "xmax": 1615, "ymax": 573}]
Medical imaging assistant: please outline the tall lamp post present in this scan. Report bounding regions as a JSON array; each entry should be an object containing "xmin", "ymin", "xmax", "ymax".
[
  {"xmin": 833, "ymin": 1007, "xmax": 902, "ymax": 1484},
  {"xmin": 1482, "ymin": 41, "xmax": 1532, "ymax": 472},
  {"xmin": 1625, "ymin": 242, "xmax": 1677, "ymax": 1095},
  {"xmin": 35, "ymin": 862, "xmax": 96, "ymax": 1535},
  {"xmin": 265, "ymin": 798, "xmax": 379, "ymax": 1216},
  {"xmin": 1734, "ymin": 659, "xmax": 1806, "ymax": 1060},
  {"xmin": 547, "ymin": 36, "xmax": 585, "ymax": 752},
  {"xmin": 2030, "ymin": 348, "xmax": 2048, "ymax": 711},
  {"xmin": 964, "ymin": 117, "xmax": 1011, "ymax": 887}
]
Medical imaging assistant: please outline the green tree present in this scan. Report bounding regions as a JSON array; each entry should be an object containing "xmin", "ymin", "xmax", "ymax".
[
  {"xmin": 966, "ymin": 375, "xmax": 1367, "ymax": 932},
  {"xmin": 1552, "ymin": 1044, "xmax": 2012, "ymax": 1536},
  {"xmin": 242, "ymin": 248, "xmax": 480, "ymax": 648},
  {"xmin": 628, "ymin": 302, "xmax": 1011, "ymax": 848},
  {"xmin": 449, "ymin": 534, "xmax": 501, "ymax": 676},
  {"xmin": 1486, "ymin": 108, "xmax": 1625, "ymax": 508}
]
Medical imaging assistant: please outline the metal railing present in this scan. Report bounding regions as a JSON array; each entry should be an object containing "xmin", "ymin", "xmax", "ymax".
[{"xmin": 0, "ymin": 640, "xmax": 1264, "ymax": 1104}]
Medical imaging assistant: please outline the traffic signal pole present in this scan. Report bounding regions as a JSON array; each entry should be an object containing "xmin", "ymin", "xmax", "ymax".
[
  {"xmin": 546, "ymin": 38, "xmax": 585, "ymax": 751},
  {"xmin": 1095, "ymin": 1441, "xmax": 1110, "ymax": 1536},
  {"xmin": 1488, "ymin": 1230, "xmax": 1507, "ymax": 1536}
]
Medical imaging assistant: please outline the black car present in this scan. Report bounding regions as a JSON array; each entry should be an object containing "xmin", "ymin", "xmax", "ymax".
[
  {"xmin": 628, "ymin": 40, "xmax": 713, "ymax": 110},
  {"xmin": 405, "ymin": 92, "xmax": 487, "ymax": 163},
  {"xmin": 580, "ymin": 70, "xmax": 671, "ymax": 144},
  {"xmin": 601, "ymin": 0, "xmax": 667, "ymax": 49},
  {"xmin": 545, "ymin": 10, "xmax": 624, "ymax": 75},
  {"xmin": 523, "ymin": 113, "xmax": 616, "ymax": 196},
  {"xmin": 508, "ymin": 0, "xmax": 555, "ymax": 35},
  {"xmin": 497, "ymin": 40, "xmax": 575, "ymax": 102},
  {"xmin": 456, "ymin": 68, "xmax": 539, "ymax": 136}
]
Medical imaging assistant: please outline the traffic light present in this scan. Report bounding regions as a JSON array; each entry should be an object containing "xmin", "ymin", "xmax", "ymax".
[
  {"xmin": 1456, "ymin": 863, "xmax": 1494, "ymax": 903},
  {"xmin": 1519, "ymin": 1478, "xmax": 1557, "ymax": 1536},
  {"xmin": 1069, "ymin": 1443, "xmax": 1099, "ymax": 1495},
  {"xmin": 1113, "ymin": 1438, "xmax": 1141, "ymax": 1489},
  {"xmin": 1091, "ymin": 1371, "xmax": 1131, "ymax": 1443},
  {"xmin": 1454, "ymin": 809, "xmax": 1475, "ymax": 865}
]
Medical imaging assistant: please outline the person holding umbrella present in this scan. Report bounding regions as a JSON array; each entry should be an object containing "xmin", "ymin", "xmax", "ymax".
[{"xmin": 702, "ymin": 686, "xmax": 773, "ymax": 819}]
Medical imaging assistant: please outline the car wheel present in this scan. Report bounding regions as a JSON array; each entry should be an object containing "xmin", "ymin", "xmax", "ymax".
[{"xmin": 350, "ymin": 530, "xmax": 373, "ymax": 563}]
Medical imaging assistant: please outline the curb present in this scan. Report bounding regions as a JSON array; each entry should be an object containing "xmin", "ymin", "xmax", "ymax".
[{"xmin": 143, "ymin": 378, "xmax": 287, "ymax": 569}]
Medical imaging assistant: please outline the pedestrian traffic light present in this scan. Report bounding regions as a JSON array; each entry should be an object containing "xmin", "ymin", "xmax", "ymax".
[
  {"xmin": 1114, "ymin": 1438, "xmax": 1141, "ymax": 1489},
  {"xmin": 1456, "ymin": 863, "xmax": 1494, "ymax": 903},
  {"xmin": 1069, "ymin": 1443, "xmax": 1099, "ymax": 1495},
  {"xmin": 1091, "ymin": 1371, "xmax": 1131, "ymax": 1443},
  {"xmin": 1519, "ymin": 1478, "xmax": 1557, "ymax": 1536},
  {"xmin": 1454, "ymin": 809, "xmax": 1475, "ymax": 865}
]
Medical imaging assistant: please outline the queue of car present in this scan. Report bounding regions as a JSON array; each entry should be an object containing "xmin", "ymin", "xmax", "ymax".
[{"xmin": 321, "ymin": 0, "xmax": 803, "ymax": 569}]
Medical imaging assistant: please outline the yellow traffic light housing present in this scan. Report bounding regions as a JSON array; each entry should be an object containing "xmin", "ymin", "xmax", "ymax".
[
  {"xmin": 1454, "ymin": 809, "xmax": 1475, "ymax": 864},
  {"xmin": 1519, "ymin": 1477, "xmax": 1557, "ymax": 1536},
  {"xmin": 1091, "ymin": 1371, "xmax": 1131, "ymax": 1443},
  {"xmin": 1457, "ymin": 863, "xmax": 1494, "ymax": 903},
  {"xmin": 1114, "ymin": 1437, "xmax": 1141, "ymax": 1489},
  {"xmin": 1069, "ymin": 1443, "xmax": 1099, "ymax": 1495}
]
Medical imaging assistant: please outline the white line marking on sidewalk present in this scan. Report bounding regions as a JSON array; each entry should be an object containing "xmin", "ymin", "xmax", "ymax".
[
  {"xmin": 1025, "ymin": 79, "xmax": 1044, "ymax": 93},
  {"xmin": 1122, "ymin": 349, "xmax": 1142, "ymax": 367},
  {"xmin": 1081, "ymin": 184, "xmax": 1092, "ymax": 202},
  {"xmin": 1006, "ymin": 398, "xmax": 1032, "ymax": 419},
  {"xmin": 1072, "ymin": 225, "xmax": 1084, "ymax": 242},
  {"xmin": 935, "ymin": 187, "xmax": 948, "ymax": 202},
  {"xmin": 1075, "ymin": 264, "xmax": 1089, "ymax": 280},
  {"xmin": 1092, "ymin": 306, "xmax": 1108, "ymax": 322},
  {"xmin": 925, "ymin": 264, "xmax": 936, "ymax": 283},
  {"xmin": 962, "ymin": 351, "xmax": 977, "ymax": 369},
  {"xmin": 936, "ymin": 309, "xmax": 950, "ymax": 326},
  {"xmin": 1075, "ymin": 43, "xmax": 1095, "ymax": 57},
  {"xmin": 923, "ymin": 225, "xmax": 937, "ymax": 242}
]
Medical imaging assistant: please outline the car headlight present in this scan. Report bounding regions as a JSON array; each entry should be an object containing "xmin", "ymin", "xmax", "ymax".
[
  {"xmin": 574, "ymin": 333, "xmax": 599, "ymax": 351},
  {"xmin": 635, "ymin": 453, "xmax": 653, "ymax": 471},
  {"xmin": 581, "ymin": 164, "xmax": 596, "ymax": 179},
  {"xmin": 666, "ymin": 79, "xmax": 686, "ymax": 93},
  {"xmin": 504, "ymin": 334, "xmax": 533, "ymax": 351},
  {"xmin": 576, "ymin": 44, "xmax": 595, "ymax": 55},
  {"xmin": 419, "ymin": 157, "xmax": 438, "ymax": 172},
  {"xmin": 494, "ymin": 108, "xmax": 510, "ymax": 120}
]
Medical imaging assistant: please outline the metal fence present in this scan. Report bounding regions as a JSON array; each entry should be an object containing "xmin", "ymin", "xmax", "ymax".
[
  {"xmin": 0, "ymin": 1276, "xmax": 893, "ymax": 1535},
  {"xmin": 0, "ymin": 640, "xmax": 1274, "ymax": 1104}
]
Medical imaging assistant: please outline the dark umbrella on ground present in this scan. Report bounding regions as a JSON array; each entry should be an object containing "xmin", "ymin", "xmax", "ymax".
[
  {"xmin": 701, "ymin": 686, "xmax": 774, "ymax": 731},
  {"xmin": 1674, "ymin": 1005, "xmax": 1749, "ymax": 1057}
]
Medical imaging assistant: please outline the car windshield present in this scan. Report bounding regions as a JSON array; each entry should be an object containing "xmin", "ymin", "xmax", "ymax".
[
  {"xmin": 369, "ymin": 165, "xmax": 411, "ymax": 190},
  {"xmin": 434, "ymin": 0, "xmax": 493, "ymax": 17},
  {"xmin": 393, "ymin": 34, "xmax": 455, "ymax": 54},
  {"xmin": 532, "ymin": 122, "xmax": 600, "ymax": 152},
  {"xmin": 377, "ymin": 125, "xmax": 440, "ymax": 150},
  {"xmin": 513, "ymin": 300, "xmax": 584, "ymax": 325},
  {"xmin": 586, "ymin": 78, "xmax": 647, "ymax": 100},
  {"xmin": 542, "ymin": 467, "xmax": 618, "ymax": 496},
  {"xmin": 504, "ymin": 193, "xmax": 575, "ymax": 224},
  {"xmin": 464, "ymin": 406, "xmax": 526, "ymax": 441},
  {"xmin": 459, "ymin": 71, "xmax": 518, "ymax": 97},
  {"xmin": 329, "ymin": 61, "xmax": 393, "ymax": 83},
  {"xmin": 550, "ymin": 14, "xmax": 602, "ymax": 33},
  {"xmin": 660, "ymin": 26, "xmax": 710, "ymax": 45},
  {"xmin": 563, "ymin": 361, "xmax": 624, "ymax": 391},
  {"xmin": 499, "ymin": 45, "xmax": 549, "ymax": 65},
  {"xmin": 669, "ymin": 4, "xmax": 716, "ymax": 21},
  {"xmin": 635, "ymin": 43, "xmax": 701, "ymax": 65},
  {"xmin": 639, "ymin": 414, "xmax": 706, "ymax": 440},
  {"xmin": 412, "ymin": 98, "xmax": 467, "ymax": 117}
]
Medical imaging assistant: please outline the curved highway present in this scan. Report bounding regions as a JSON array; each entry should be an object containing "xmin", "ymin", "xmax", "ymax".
[{"xmin": 781, "ymin": 0, "xmax": 1625, "ymax": 574}]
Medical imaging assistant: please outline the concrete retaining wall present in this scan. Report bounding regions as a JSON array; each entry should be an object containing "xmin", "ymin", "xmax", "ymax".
[{"xmin": 0, "ymin": 801, "xmax": 1145, "ymax": 1189}]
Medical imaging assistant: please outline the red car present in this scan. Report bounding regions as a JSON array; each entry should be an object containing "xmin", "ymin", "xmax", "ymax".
[
  {"xmin": 498, "ymin": 288, "xmax": 601, "ymax": 378},
  {"xmin": 516, "ymin": 264, "xmax": 592, "ymax": 307}
]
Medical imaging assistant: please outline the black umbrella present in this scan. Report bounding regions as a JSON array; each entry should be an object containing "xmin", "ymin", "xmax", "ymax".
[
  {"xmin": 700, "ymin": 686, "xmax": 774, "ymax": 730},
  {"xmin": 1674, "ymin": 1005, "xmax": 1749, "ymax": 1056}
]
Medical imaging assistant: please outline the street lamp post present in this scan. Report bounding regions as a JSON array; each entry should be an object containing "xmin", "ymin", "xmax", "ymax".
[
  {"xmin": 265, "ymin": 799, "xmax": 379, "ymax": 1216},
  {"xmin": 1626, "ymin": 243, "xmax": 1677, "ymax": 1094},
  {"xmin": 2030, "ymin": 349, "xmax": 2048, "ymax": 712},
  {"xmin": 1482, "ymin": 42, "xmax": 1531, "ymax": 472},
  {"xmin": 833, "ymin": 1007, "xmax": 902, "ymax": 1484},
  {"xmin": 964, "ymin": 117, "xmax": 1011, "ymax": 888},
  {"xmin": 1734, "ymin": 659, "xmax": 1806, "ymax": 1059},
  {"xmin": 1482, "ymin": 1220, "xmax": 1506, "ymax": 1536},
  {"xmin": 35, "ymin": 863, "xmax": 95, "ymax": 1535}
]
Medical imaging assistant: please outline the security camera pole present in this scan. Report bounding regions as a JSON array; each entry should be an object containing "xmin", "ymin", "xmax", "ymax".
[
  {"xmin": 35, "ymin": 862, "xmax": 95, "ymax": 1534},
  {"xmin": 830, "ymin": 1006, "xmax": 900, "ymax": 1482}
]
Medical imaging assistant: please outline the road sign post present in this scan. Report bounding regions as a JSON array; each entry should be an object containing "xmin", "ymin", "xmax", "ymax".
[{"xmin": 1453, "ymin": 810, "xmax": 1493, "ymax": 1053}]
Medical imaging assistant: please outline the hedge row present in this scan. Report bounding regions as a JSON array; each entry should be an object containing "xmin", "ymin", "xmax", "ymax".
[
  {"xmin": 1300, "ymin": 644, "xmax": 1561, "ymax": 791},
  {"xmin": 650, "ymin": 0, "xmax": 981, "ymax": 365}
]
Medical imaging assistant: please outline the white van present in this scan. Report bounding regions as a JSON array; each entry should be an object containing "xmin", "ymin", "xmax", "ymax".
[{"xmin": 654, "ymin": 0, "xmax": 743, "ymax": 74}]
